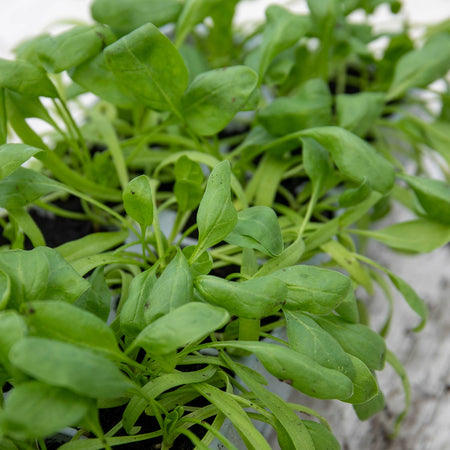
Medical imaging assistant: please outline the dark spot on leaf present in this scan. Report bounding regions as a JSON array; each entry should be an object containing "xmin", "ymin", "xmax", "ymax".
[
  {"xmin": 131, "ymin": 190, "xmax": 135, "ymax": 195},
  {"xmin": 231, "ymin": 97, "xmax": 236, "ymax": 103},
  {"xmin": 28, "ymin": 307, "xmax": 35, "ymax": 314},
  {"xmin": 345, "ymin": 259, "xmax": 352, "ymax": 265},
  {"xmin": 222, "ymin": 67, "xmax": 227, "ymax": 71},
  {"xmin": 144, "ymin": 302, "xmax": 149, "ymax": 309}
]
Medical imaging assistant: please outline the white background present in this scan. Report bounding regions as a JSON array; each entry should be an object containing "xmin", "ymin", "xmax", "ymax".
[{"xmin": 0, "ymin": 0, "xmax": 449, "ymax": 58}]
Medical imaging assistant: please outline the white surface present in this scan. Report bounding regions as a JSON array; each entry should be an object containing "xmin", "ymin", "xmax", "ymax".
[{"xmin": 1, "ymin": 0, "xmax": 450, "ymax": 58}]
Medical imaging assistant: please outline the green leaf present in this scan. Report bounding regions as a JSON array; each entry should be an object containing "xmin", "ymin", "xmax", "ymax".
[
  {"xmin": 5, "ymin": 90, "xmax": 55, "ymax": 125},
  {"xmin": 144, "ymin": 249, "xmax": 193, "ymax": 324},
  {"xmin": 0, "ymin": 88, "xmax": 6, "ymax": 145},
  {"xmin": 0, "ymin": 269, "xmax": 11, "ymax": 310},
  {"xmin": 104, "ymin": 23, "xmax": 188, "ymax": 112},
  {"xmin": 399, "ymin": 174, "xmax": 450, "ymax": 224},
  {"xmin": 123, "ymin": 175, "xmax": 153, "ymax": 228},
  {"xmin": 302, "ymin": 137, "xmax": 331, "ymax": 191},
  {"xmin": 195, "ymin": 275, "xmax": 287, "ymax": 319},
  {"xmin": 194, "ymin": 383, "xmax": 271, "ymax": 450},
  {"xmin": 1, "ymin": 381, "xmax": 91, "ymax": 439},
  {"xmin": 335, "ymin": 289, "xmax": 359, "ymax": 323},
  {"xmin": 224, "ymin": 353, "xmax": 315, "ymax": 450},
  {"xmin": 174, "ymin": 155, "xmax": 204, "ymax": 211},
  {"xmin": 130, "ymin": 303, "xmax": 230, "ymax": 356},
  {"xmin": 176, "ymin": 0, "xmax": 221, "ymax": 47},
  {"xmin": 313, "ymin": 315, "xmax": 386, "ymax": 371},
  {"xmin": 353, "ymin": 389, "xmax": 385, "ymax": 420},
  {"xmin": 123, "ymin": 366, "xmax": 216, "ymax": 434},
  {"xmin": 0, "ymin": 58, "xmax": 58, "ymax": 98},
  {"xmin": 183, "ymin": 246, "xmax": 213, "ymax": 277},
  {"xmin": 91, "ymin": 0, "xmax": 181, "ymax": 36},
  {"xmin": 342, "ymin": 354, "xmax": 378, "ymax": 404},
  {"xmin": 0, "ymin": 144, "xmax": 42, "ymax": 180},
  {"xmin": 388, "ymin": 33, "xmax": 450, "ymax": 100},
  {"xmin": 0, "ymin": 311, "xmax": 27, "ymax": 374},
  {"xmin": 352, "ymin": 219, "xmax": 450, "ymax": 253},
  {"xmin": 388, "ymin": 273, "xmax": 428, "ymax": 332},
  {"xmin": 22, "ymin": 301, "xmax": 120, "ymax": 355},
  {"xmin": 74, "ymin": 267, "xmax": 112, "ymax": 321},
  {"xmin": 120, "ymin": 266, "xmax": 157, "ymax": 337},
  {"xmin": 302, "ymin": 421, "xmax": 340, "ymax": 450},
  {"xmin": 285, "ymin": 311, "xmax": 355, "ymax": 378},
  {"xmin": 224, "ymin": 341, "xmax": 353, "ymax": 400},
  {"xmin": 255, "ymin": 5, "xmax": 311, "ymax": 80},
  {"xmin": 271, "ymin": 265, "xmax": 352, "ymax": 314},
  {"xmin": 0, "ymin": 167, "xmax": 62, "ymax": 209},
  {"xmin": 196, "ymin": 161, "xmax": 237, "ymax": 255},
  {"xmin": 0, "ymin": 247, "xmax": 90, "ymax": 309},
  {"xmin": 225, "ymin": 206, "xmax": 283, "ymax": 257},
  {"xmin": 56, "ymin": 230, "xmax": 128, "ymax": 261},
  {"xmin": 300, "ymin": 127, "xmax": 395, "ymax": 194},
  {"xmin": 70, "ymin": 52, "xmax": 136, "ymax": 107},
  {"xmin": 337, "ymin": 92, "xmax": 385, "ymax": 137},
  {"xmin": 180, "ymin": 66, "xmax": 258, "ymax": 135},
  {"xmin": 339, "ymin": 178, "xmax": 372, "ymax": 207},
  {"xmin": 258, "ymin": 79, "xmax": 332, "ymax": 136},
  {"xmin": 36, "ymin": 25, "xmax": 115, "ymax": 73},
  {"xmin": 9, "ymin": 337, "xmax": 133, "ymax": 399}
]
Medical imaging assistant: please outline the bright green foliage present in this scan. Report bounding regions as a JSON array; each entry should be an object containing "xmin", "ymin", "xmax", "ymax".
[
  {"xmin": 272, "ymin": 266, "xmax": 352, "ymax": 314},
  {"xmin": 195, "ymin": 275, "xmax": 287, "ymax": 319},
  {"xmin": 225, "ymin": 206, "xmax": 283, "ymax": 256},
  {"xmin": 104, "ymin": 23, "xmax": 188, "ymax": 111},
  {"xmin": 123, "ymin": 175, "xmax": 153, "ymax": 228},
  {"xmin": 36, "ymin": 25, "xmax": 115, "ymax": 73},
  {"xmin": 0, "ymin": 144, "xmax": 42, "ymax": 179},
  {"xmin": 91, "ymin": 0, "xmax": 181, "ymax": 36},
  {"xmin": 181, "ymin": 66, "xmax": 258, "ymax": 135},
  {"xmin": 174, "ymin": 156, "xmax": 204, "ymax": 211},
  {"xmin": 196, "ymin": 161, "xmax": 237, "ymax": 255}
]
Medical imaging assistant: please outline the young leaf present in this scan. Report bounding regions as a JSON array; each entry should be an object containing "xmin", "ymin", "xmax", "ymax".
[
  {"xmin": 120, "ymin": 266, "xmax": 157, "ymax": 337},
  {"xmin": 336, "ymin": 92, "xmax": 385, "ymax": 137},
  {"xmin": 335, "ymin": 289, "xmax": 359, "ymax": 323},
  {"xmin": 352, "ymin": 219, "xmax": 450, "ymax": 253},
  {"xmin": 180, "ymin": 66, "xmax": 258, "ymax": 136},
  {"xmin": 255, "ymin": 5, "xmax": 311, "ymax": 80},
  {"xmin": 175, "ymin": 0, "xmax": 221, "ymax": 47},
  {"xmin": 194, "ymin": 383, "xmax": 271, "ymax": 450},
  {"xmin": 74, "ymin": 267, "xmax": 112, "ymax": 322},
  {"xmin": 0, "ymin": 88, "xmax": 6, "ymax": 145},
  {"xmin": 174, "ymin": 155, "xmax": 204, "ymax": 211},
  {"xmin": 0, "ymin": 59, "xmax": 58, "ymax": 98},
  {"xmin": 144, "ymin": 249, "xmax": 193, "ymax": 324},
  {"xmin": 0, "ymin": 144, "xmax": 42, "ymax": 180},
  {"xmin": 0, "ymin": 269, "xmax": 11, "ymax": 310},
  {"xmin": 196, "ymin": 161, "xmax": 237, "ymax": 255},
  {"xmin": 302, "ymin": 421, "xmax": 340, "ymax": 450},
  {"xmin": 0, "ymin": 247, "xmax": 90, "ymax": 309},
  {"xmin": 388, "ymin": 272, "xmax": 428, "ymax": 332},
  {"xmin": 285, "ymin": 311, "xmax": 355, "ymax": 378},
  {"xmin": 22, "ymin": 301, "xmax": 120, "ymax": 355},
  {"xmin": 387, "ymin": 33, "xmax": 450, "ymax": 100},
  {"xmin": 91, "ymin": 0, "xmax": 181, "ymax": 36},
  {"xmin": 399, "ymin": 174, "xmax": 450, "ymax": 224},
  {"xmin": 1, "ymin": 381, "xmax": 91, "ymax": 439},
  {"xmin": 9, "ymin": 338, "xmax": 133, "ymax": 399},
  {"xmin": 36, "ymin": 25, "xmax": 115, "ymax": 73},
  {"xmin": 104, "ymin": 23, "xmax": 188, "ymax": 112},
  {"xmin": 123, "ymin": 175, "xmax": 153, "ymax": 228},
  {"xmin": 300, "ymin": 127, "xmax": 395, "ymax": 194},
  {"xmin": 56, "ymin": 230, "xmax": 129, "ymax": 262},
  {"xmin": 339, "ymin": 178, "xmax": 372, "ymax": 207},
  {"xmin": 223, "ymin": 341, "xmax": 353, "ymax": 400},
  {"xmin": 302, "ymin": 137, "xmax": 331, "ymax": 190},
  {"xmin": 130, "ymin": 303, "xmax": 230, "ymax": 356},
  {"xmin": 225, "ymin": 206, "xmax": 283, "ymax": 257},
  {"xmin": 183, "ymin": 246, "xmax": 213, "ymax": 277},
  {"xmin": 70, "ymin": 53, "xmax": 136, "ymax": 108},
  {"xmin": 313, "ymin": 315, "xmax": 386, "ymax": 371},
  {"xmin": 341, "ymin": 355, "xmax": 378, "ymax": 405},
  {"xmin": 0, "ymin": 167, "xmax": 62, "ymax": 210},
  {"xmin": 258, "ymin": 79, "xmax": 332, "ymax": 136},
  {"xmin": 0, "ymin": 311, "xmax": 27, "ymax": 374},
  {"xmin": 353, "ymin": 389, "xmax": 385, "ymax": 420},
  {"xmin": 195, "ymin": 275, "xmax": 287, "ymax": 319},
  {"xmin": 271, "ymin": 265, "xmax": 352, "ymax": 315}
]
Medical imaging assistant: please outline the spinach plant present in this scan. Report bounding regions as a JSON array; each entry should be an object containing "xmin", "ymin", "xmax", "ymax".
[{"xmin": 1, "ymin": 0, "xmax": 449, "ymax": 448}]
